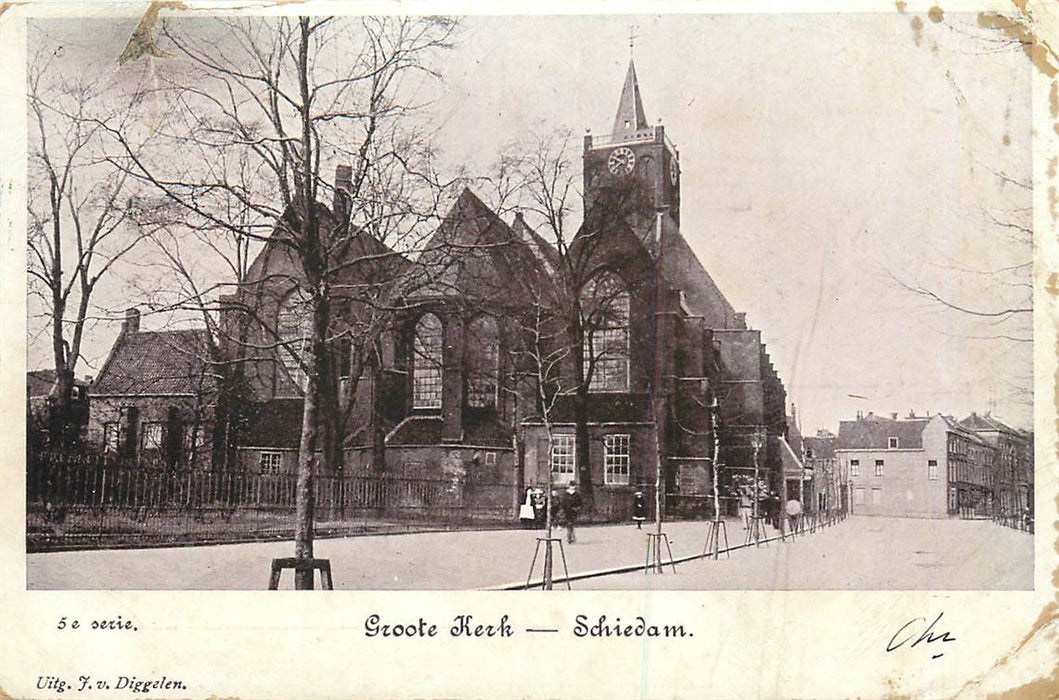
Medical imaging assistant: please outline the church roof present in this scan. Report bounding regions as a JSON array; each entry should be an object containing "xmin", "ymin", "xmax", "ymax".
[
  {"xmin": 660, "ymin": 230, "xmax": 739, "ymax": 328},
  {"xmin": 612, "ymin": 59, "xmax": 649, "ymax": 136},
  {"xmin": 411, "ymin": 188, "xmax": 554, "ymax": 305}
]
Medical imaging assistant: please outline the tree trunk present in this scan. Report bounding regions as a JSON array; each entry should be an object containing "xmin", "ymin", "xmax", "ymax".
[
  {"xmin": 294, "ymin": 296, "xmax": 329, "ymax": 589},
  {"xmin": 48, "ymin": 368, "xmax": 75, "ymax": 447},
  {"xmin": 568, "ymin": 312, "xmax": 593, "ymax": 506}
]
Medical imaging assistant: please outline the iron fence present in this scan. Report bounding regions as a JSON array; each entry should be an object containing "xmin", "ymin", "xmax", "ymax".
[{"xmin": 27, "ymin": 451, "xmax": 519, "ymax": 550}]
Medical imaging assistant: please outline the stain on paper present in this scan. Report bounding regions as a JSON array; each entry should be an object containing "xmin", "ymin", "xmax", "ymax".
[{"xmin": 118, "ymin": 1, "xmax": 185, "ymax": 65}]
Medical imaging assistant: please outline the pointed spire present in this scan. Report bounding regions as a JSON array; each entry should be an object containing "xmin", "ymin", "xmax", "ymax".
[{"xmin": 612, "ymin": 58, "xmax": 649, "ymax": 136}]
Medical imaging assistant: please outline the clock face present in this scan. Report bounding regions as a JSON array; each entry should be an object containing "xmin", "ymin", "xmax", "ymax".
[
  {"xmin": 669, "ymin": 158, "xmax": 679, "ymax": 185},
  {"xmin": 607, "ymin": 147, "xmax": 636, "ymax": 176}
]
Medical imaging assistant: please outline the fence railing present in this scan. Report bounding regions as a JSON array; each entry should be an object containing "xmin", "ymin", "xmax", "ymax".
[{"xmin": 27, "ymin": 451, "xmax": 519, "ymax": 550}]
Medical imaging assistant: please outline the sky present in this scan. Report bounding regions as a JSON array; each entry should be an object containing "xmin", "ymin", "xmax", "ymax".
[{"xmin": 23, "ymin": 10, "xmax": 1035, "ymax": 432}]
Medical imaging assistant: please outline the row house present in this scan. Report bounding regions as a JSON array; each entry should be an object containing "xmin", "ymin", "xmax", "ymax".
[
  {"xmin": 959, "ymin": 412, "xmax": 1033, "ymax": 519},
  {"xmin": 835, "ymin": 411, "xmax": 998, "ymax": 518}
]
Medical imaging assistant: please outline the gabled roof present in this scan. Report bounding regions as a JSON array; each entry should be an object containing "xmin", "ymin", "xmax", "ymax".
[
  {"xmin": 661, "ymin": 230, "xmax": 739, "ymax": 328},
  {"xmin": 960, "ymin": 412, "xmax": 1020, "ymax": 436},
  {"xmin": 27, "ymin": 369, "xmax": 89, "ymax": 398},
  {"xmin": 803, "ymin": 435, "xmax": 836, "ymax": 460},
  {"xmin": 612, "ymin": 58, "xmax": 649, "ymax": 136},
  {"xmin": 511, "ymin": 212, "xmax": 560, "ymax": 276},
  {"xmin": 92, "ymin": 328, "xmax": 213, "ymax": 396},
  {"xmin": 27, "ymin": 370, "xmax": 58, "ymax": 398},
  {"xmin": 836, "ymin": 415, "xmax": 930, "ymax": 450},
  {"xmin": 412, "ymin": 188, "xmax": 553, "ymax": 304}
]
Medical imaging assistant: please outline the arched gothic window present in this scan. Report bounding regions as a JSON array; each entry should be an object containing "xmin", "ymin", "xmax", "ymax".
[
  {"xmin": 277, "ymin": 288, "xmax": 311, "ymax": 394},
  {"xmin": 466, "ymin": 315, "xmax": 499, "ymax": 408},
  {"xmin": 582, "ymin": 272, "xmax": 630, "ymax": 392},
  {"xmin": 413, "ymin": 313, "xmax": 443, "ymax": 409}
]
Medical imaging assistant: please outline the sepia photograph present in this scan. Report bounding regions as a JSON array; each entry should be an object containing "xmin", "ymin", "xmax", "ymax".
[
  {"xmin": 20, "ymin": 9, "xmax": 1039, "ymax": 594},
  {"xmin": 4, "ymin": 3, "xmax": 1058, "ymax": 699}
]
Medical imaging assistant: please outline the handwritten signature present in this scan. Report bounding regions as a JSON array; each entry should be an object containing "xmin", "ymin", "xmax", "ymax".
[{"xmin": 886, "ymin": 612, "xmax": 956, "ymax": 659}]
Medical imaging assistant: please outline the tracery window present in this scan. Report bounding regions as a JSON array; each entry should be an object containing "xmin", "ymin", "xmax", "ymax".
[
  {"xmin": 277, "ymin": 288, "xmax": 311, "ymax": 394},
  {"xmin": 466, "ymin": 315, "xmax": 499, "ymax": 408},
  {"xmin": 582, "ymin": 272, "xmax": 630, "ymax": 392},
  {"xmin": 413, "ymin": 313, "xmax": 444, "ymax": 409}
]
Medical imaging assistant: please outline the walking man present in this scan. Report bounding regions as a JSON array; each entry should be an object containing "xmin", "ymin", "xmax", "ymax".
[{"xmin": 560, "ymin": 483, "xmax": 582, "ymax": 544}]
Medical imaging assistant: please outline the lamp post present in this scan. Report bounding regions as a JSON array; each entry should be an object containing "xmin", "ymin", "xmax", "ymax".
[{"xmin": 750, "ymin": 427, "xmax": 764, "ymax": 518}]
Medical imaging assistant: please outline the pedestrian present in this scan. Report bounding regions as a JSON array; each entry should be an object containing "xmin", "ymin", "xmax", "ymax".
[
  {"xmin": 786, "ymin": 498, "xmax": 802, "ymax": 533},
  {"xmin": 738, "ymin": 490, "xmax": 753, "ymax": 530},
  {"xmin": 519, "ymin": 488, "xmax": 536, "ymax": 529},
  {"xmin": 532, "ymin": 488, "xmax": 546, "ymax": 527},
  {"xmin": 560, "ymin": 483, "xmax": 583, "ymax": 544},
  {"xmin": 631, "ymin": 490, "xmax": 646, "ymax": 529}
]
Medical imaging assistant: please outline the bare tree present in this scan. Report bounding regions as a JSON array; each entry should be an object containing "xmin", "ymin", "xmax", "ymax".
[
  {"xmin": 486, "ymin": 128, "xmax": 651, "ymax": 511},
  {"xmin": 104, "ymin": 15, "xmax": 456, "ymax": 589},
  {"xmin": 27, "ymin": 39, "xmax": 153, "ymax": 447}
]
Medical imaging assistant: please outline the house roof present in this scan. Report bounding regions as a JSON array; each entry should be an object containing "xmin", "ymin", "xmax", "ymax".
[
  {"xmin": 92, "ymin": 328, "xmax": 213, "ymax": 396},
  {"xmin": 27, "ymin": 369, "xmax": 89, "ymax": 397},
  {"xmin": 836, "ymin": 415, "xmax": 930, "ymax": 450},
  {"xmin": 959, "ymin": 412, "xmax": 1020, "ymax": 436},
  {"xmin": 27, "ymin": 370, "xmax": 58, "ymax": 397},
  {"xmin": 803, "ymin": 435, "xmax": 836, "ymax": 460}
]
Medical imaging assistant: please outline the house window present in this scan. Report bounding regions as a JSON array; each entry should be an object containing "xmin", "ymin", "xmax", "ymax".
[
  {"xmin": 484, "ymin": 452, "xmax": 497, "ymax": 466},
  {"xmin": 604, "ymin": 434, "xmax": 631, "ymax": 485},
  {"xmin": 413, "ymin": 313, "xmax": 443, "ymax": 409},
  {"xmin": 583, "ymin": 272, "xmax": 630, "ymax": 392},
  {"xmin": 854, "ymin": 488, "xmax": 865, "ymax": 505},
  {"xmin": 140, "ymin": 422, "xmax": 164, "ymax": 454},
  {"xmin": 466, "ymin": 315, "xmax": 499, "ymax": 408},
  {"xmin": 260, "ymin": 452, "xmax": 283, "ymax": 475},
  {"xmin": 850, "ymin": 459, "xmax": 860, "ymax": 477},
  {"xmin": 277, "ymin": 288, "xmax": 311, "ymax": 394},
  {"xmin": 103, "ymin": 422, "xmax": 120, "ymax": 454},
  {"xmin": 888, "ymin": 437, "xmax": 899, "ymax": 449},
  {"xmin": 928, "ymin": 460, "xmax": 938, "ymax": 481},
  {"xmin": 550, "ymin": 434, "xmax": 576, "ymax": 484},
  {"xmin": 875, "ymin": 460, "xmax": 884, "ymax": 477},
  {"xmin": 871, "ymin": 488, "xmax": 882, "ymax": 506},
  {"xmin": 805, "ymin": 447, "xmax": 814, "ymax": 459}
]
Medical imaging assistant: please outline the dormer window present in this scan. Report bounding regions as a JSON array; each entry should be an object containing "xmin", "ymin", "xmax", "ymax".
[{"xmin": 888, "ymin": 437, "xmax": 899, "ymax": 449}]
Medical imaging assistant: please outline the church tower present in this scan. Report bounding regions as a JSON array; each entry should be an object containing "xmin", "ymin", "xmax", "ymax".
[{"xmin": 583, "ymin": 58, "xmax": 681, "ymax": 241}]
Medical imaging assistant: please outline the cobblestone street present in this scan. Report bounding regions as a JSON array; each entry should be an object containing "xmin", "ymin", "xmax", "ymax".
[{"xmin": 27, "ymin": 515, "xmax": 1032, "ymax": 590}]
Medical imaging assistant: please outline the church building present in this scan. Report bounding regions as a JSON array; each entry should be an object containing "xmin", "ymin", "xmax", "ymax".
[{"xmin": 85, "ymin": 57, "xmax": 789, "ymax": 522}]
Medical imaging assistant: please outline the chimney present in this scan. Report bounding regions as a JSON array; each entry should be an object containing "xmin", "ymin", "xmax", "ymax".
[
  {"xmin": 908, "ymin": 409, "xmax": 915, "ymax": 419},
  {"xmin": 123, "ymin": 308, "xmax": 140, "ymax": 334},
  {"xmin": 891, "ymin": 412, "xmax": 898, "ymax": 420},
  {"xmin": 856, "ymin": 410, "xmax": 863, "ymax": 420},
  {"xmin": 333, "ymin": 164, "xmax": 353, "ymax": 219}
]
